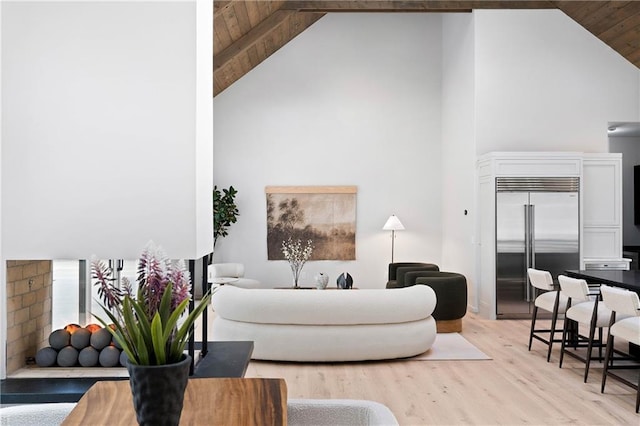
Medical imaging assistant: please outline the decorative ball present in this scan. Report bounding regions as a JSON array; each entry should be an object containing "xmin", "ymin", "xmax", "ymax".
[
  {"xmin": 99, "ymin": 346, "xmax": 120, "ymax": 367},
  {"xmin": 90, "ymin": 328, "xmax": 112, "ymax": 350},
  {"xmin": 35, "ymin": 347, "xmax": 58, "ymax": 367},
  {"xmin": 57, "ymin": 346, "xmax": 79, "ymax": 367},
  {"xmin": 64, "ymin": 323, "xmax": 81, "ymax": 334},
  {"xmin": 112, "ymin": 335, "xmax": 122, "ymax": 350},
  {"xmin": 70, "ymin": 328, "xmax": 91, "ymax": 349},
  {"xmin": 85, "ymin": 323, "xmax": 102, "ymax": 333},
  {"xmin": 119, "ymin": 350, "xmax": 129, "ymax": 367},
  {"xmin": 49, "ymin": 329, "xmax": 70, "ymax": 350},
  {"xmin": 78, "ymin": 346, "xmax": 99, "ymax": 367}
]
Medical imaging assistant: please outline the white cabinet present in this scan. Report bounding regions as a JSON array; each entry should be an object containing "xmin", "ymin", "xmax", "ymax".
[{"xmin": 582, "ymin": 154, "xmax": 623, "ymax": 262}]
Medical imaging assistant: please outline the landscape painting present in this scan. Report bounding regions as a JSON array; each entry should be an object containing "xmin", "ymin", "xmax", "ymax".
[{"xmin": 266, "ymin": 186, "xmax": 357, "ymax": 260}]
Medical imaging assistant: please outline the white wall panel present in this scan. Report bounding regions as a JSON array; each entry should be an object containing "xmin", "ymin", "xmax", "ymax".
[
  {"xmin": 474, "ymin": 10, "xmax": 639, "ymax": 155},
  {"xmin": 1, "ymin": 1, "xmax": 212, "ymax": 259}
]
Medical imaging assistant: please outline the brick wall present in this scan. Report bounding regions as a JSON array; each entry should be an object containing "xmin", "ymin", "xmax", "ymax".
[{"xmin": 6, "ymin": 260, "xmax": 52, "ymax": 374}]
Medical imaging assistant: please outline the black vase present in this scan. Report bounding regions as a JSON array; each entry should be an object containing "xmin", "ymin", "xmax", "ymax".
[{"xmin": 126, "ymin": 355, "xmax": 191, "ymax": 426}]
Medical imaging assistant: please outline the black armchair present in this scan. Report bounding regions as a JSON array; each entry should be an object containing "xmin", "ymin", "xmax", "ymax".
[
  {"xmin": 408, "ymin": 271, "xmax": 468, "ymax": 332},
  {"xmin": 386, "ymin": 262, "xmax": 439, "ymax": 288}
]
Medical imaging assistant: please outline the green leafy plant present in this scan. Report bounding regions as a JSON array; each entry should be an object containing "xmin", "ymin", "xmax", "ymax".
[
  {"xmin": 213, "ymin": 185, "xmax": 239, "ymax": 247},
  {"xmin": 92, "ymin": 242, "xmax": 211, "ymax": 365}
]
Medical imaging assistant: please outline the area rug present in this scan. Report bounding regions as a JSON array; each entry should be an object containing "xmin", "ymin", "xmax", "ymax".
[{"xmin": 404, "ymin": 333, "xmax": 491, "ymax": 361}]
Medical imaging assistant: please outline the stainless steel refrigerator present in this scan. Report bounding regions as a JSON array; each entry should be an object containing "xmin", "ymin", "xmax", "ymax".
[{"xmin": 496, "ymin": 177, "xmax": 580, "ymax": 318}]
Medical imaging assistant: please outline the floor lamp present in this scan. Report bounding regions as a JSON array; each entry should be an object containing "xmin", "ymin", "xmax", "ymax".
[{"xmin": 383, "ymin": 215, "xmax": 405, "ymax": 263}]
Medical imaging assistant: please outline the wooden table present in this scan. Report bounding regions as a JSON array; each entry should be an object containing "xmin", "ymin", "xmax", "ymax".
[{"xmin": 62, "ymin": 378, "xmax": 287, "ymax": 425}]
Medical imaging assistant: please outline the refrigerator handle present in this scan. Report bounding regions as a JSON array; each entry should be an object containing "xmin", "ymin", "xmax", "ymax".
[
  {"xmin": 524, "ymin": 204, "xmax": 531, "ymax": 302},
  {"xmin": 530, "ymin": 204, "xmax": 536, "ymax": 269}
]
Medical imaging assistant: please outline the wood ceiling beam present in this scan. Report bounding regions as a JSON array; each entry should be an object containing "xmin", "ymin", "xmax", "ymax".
[
  {"xmin": 281, "ymin": 1, "xmax": 554, "ymax": 12},
  {"xmin": 214, "ymin": 9, "xmax": 294, "ymax": 72},
  {"xmin": 214, "ymin": 0, "xmax": 234, "ymax": 18}
]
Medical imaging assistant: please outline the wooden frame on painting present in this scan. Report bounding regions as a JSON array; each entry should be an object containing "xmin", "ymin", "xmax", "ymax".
[{"xmin": 265, "ymin": 186, "xmax": 357, "ymax": 261}]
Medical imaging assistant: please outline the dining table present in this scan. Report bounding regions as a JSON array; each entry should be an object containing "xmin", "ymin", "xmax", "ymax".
[
  {"xmin": 564, "ymin": 269, "xmax": 640, "ymax": 294},
  {"xmin": 61, "ymin": 377, "xmax": 287, "ymax": 425}
]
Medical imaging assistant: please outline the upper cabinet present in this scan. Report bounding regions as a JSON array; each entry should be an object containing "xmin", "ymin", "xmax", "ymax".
[{"xmin": 582, "ymin": 154, "xmax": 623, "ymax": 261}]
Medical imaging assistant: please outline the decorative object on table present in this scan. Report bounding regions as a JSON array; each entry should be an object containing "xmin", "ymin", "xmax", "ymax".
[
  {"xmin": 35, "ymin": 323, "xmax": 127, "ymax": 368},
  {"xmin": 282, "ymin": 237, "xmax": 314, "ymax": 288},
  {"xmin": 336, "ymin": 272, "xmax": 353, "ymax": 289},
  {"xmin": 213, "ymin": 185, "xmax": 239, "ymax": 249},
  {"xmin": 314, "ymin": 273, "xmax": 329, "ymax": 290},
  {"xmin": 383, "ymin": 215, "xmax": 405, "ymax": 263},
  {"xmin": 266, "ymin": 186, "xmax": 357, "ymax": 261},
  {"xmin": 92, "ymin": 241, "xmax": 211, "ymax": 426}
]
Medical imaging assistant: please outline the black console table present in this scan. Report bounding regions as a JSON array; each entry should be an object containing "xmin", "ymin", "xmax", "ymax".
[{"xmin": 0, "ymin": 341, "xmax": 254, "ymax": 404}]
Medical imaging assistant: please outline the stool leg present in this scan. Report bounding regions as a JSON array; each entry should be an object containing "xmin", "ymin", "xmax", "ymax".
[
  {"xmin": 559, "ymin": 315, "xmax": 570, "ymax": 368},
  {"xmin": 584, "ymin": 315, "xmax": 599, "ymax": 383},
  {"xmin": 547, "ymin": 294, "xmax": 561, "ymax": 362},
  {"xmin": 601, "ymin": 333, "xmax": 614, "ymax": 393},
  {"xmin": 636, "ymin": 373, "xmax": 639, "ymax": 413},
  {"xmin": 529, "ymin": 306, "xmax": 538, "ymax": 351}
]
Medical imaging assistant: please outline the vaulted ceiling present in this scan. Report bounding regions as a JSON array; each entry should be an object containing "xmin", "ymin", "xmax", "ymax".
[{"xmin": 213, "ymin": 1, "xmax": 640, "ymax": 97}]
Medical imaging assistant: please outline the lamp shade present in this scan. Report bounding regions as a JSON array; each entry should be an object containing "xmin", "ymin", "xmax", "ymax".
[{"xmin": 383, "ymin": 215, "xmax": 405, "ymax": 231}]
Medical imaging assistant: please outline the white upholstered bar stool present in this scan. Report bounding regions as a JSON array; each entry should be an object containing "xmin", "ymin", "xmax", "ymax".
[
  {"xmin": 558, "ymin": 275, "xmax": 612, "ymax": 383},
  {"xmin": 600, "ymin": 285, "xmax": 640, "ymax": 413},
  {"xmin": 527, "ymin": 268, "xmax": 569, "ymax": 362}
]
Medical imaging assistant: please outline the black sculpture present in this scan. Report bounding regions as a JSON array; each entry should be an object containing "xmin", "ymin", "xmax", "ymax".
[{"xmin": 336, "ymin": 272, "xmax": 353, "ymax": 289}]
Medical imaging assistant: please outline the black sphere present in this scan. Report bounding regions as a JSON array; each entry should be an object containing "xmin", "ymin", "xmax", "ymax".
[
  {"xmin": 49, "ymin": 329, "xmax": 70, "ymax": 350},
  {"xmin": 70, "ymin": 328, "xmax": 91, "ymax": 349},
  {"xmin": 120, "ymin": 350, "xmax": 129, "ymax": 367},
  {"xmin": 78, "ymin": 346, "xmax": 100, "ymax": 367},
  {"xmin": 35, "ymin": 347, "xmax": 58, "ymax": 367},
  {"xmin": 99, "ymin": 346, "xmax": 120, "ymax": 367},
  {"xmin": 112, "ymin": 334, "xmax": 123, "ymax": 350},
  {"xmin": 57, "ymin": 346, "xmax": 79, "ymax": 367},
  {"xmin": 90, "ymin": 328, "xmax": 112, "ymax": 350}
]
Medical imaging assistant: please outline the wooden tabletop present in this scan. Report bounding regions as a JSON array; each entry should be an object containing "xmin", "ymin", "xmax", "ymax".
[{"xmin": 62, "ymin": 378, "xmax": 287, "ymax": 425}]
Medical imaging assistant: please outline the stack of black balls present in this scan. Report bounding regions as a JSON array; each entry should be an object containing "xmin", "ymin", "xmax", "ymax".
[{"xmin": 35, "ymin": 324, "xmax": 126, "ymax": 368}]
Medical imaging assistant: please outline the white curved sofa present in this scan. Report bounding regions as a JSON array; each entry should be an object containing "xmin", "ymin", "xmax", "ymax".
[{"xmin": 211, "ymin": 285, "xmax": 437, "ymax": 362}]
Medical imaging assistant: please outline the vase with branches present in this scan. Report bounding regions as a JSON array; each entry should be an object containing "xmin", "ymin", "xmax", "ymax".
[{"xmin": 281, "ymin": 237, "xmax": 313, "ymax": 288}]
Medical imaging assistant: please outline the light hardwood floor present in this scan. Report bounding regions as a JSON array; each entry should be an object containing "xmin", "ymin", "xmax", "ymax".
[{"xmin": 243, "ymin": 313, "xmax": 639, "ymax": 425}]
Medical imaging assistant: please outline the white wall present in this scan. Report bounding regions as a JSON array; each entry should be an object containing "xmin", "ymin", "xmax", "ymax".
[
  {"xmin": 213, "ymin": 13, "xmax": 443, "ymax": 288},
  {"xmin": 474, "ymin": 10, "xmax": 639, "ymax": 154},
  {"xmin": 0, "ymin": 0, "xmax": 5, "ymax": 380},
  {"xmin": 441, "ymin": 14, "xmax": 477, "ymax": 310},
  {"xmin": 609, "ymin": 135, "xmax": 640, "ymax": 245},
  {"xmin": 1, "ymin": 1, "xmax": 213, "ymax": 260}
]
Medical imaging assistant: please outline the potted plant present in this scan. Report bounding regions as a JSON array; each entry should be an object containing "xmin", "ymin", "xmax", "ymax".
[
  {"xmin": 92, "ymin": 241, "xmax": 211, "ymax": 426},
  {"xmin": 213, "ymin": 185, "xmax": 239, "ymax": 248}
]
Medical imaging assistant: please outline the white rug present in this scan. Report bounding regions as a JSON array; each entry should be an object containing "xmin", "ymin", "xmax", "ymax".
[{"xmin": 404, "ymin": 333, "xmax": 491, "ymax": 361}]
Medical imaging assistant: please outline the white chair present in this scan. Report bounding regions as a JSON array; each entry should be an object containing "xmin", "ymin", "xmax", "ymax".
[
  {"xmin": 600, "ymin": 285, "xmax": 640, "ymax": 413},
  {"xmin": 0, "ymin": 403, "xmax": 76, "ymax": 425},
  {"xmin": 195, "ymin": 262, "xmax": 262, "ymax": 298},
  {"xmin": 527, "ymin": 268, "xmax": 569, "ymax": 362},
  {"xmin": 287, "ymin": 399, "xmax": 399, "ymax": 426},
  {"xmin": 558, "ymin": 275, "xmax": 612, "ymax": 383},
  {"xmin": 209, "ymin": 263, "xmax": 261, "ymax": 288}
]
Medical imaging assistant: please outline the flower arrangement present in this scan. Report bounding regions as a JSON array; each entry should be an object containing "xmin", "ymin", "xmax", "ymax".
[
  {"xmin": 282, "ymin": 237, "xmax": 314, "ymax": 288},
  {"xmin": 92, "ymin": 242, "xmax": 210, "ymax": 366}
]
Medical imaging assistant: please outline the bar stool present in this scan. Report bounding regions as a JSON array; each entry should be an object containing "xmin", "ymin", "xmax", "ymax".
[
  {"xmin": 527, "ymin": 268, "xmax": 569, "ymax": 362},
  {"xmin": 558, "ymin": 275, "xmax": 612, "ymax": 383},
  {"xmin": 600, "ymin": 285, "xmax": 640, "ymax": 413}
]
